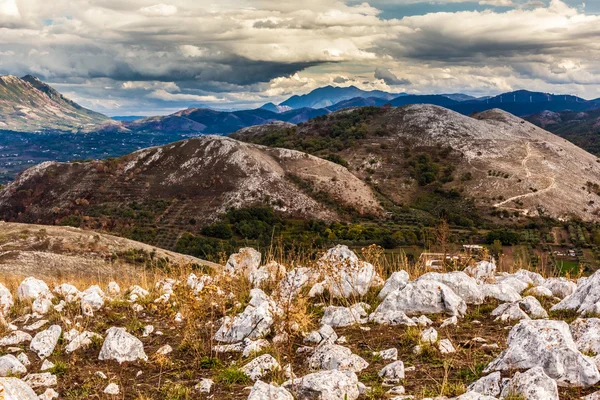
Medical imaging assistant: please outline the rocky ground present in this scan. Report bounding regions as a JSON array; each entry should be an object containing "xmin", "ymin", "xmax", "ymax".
[{"xmin": 0, "ymin": 244, "xmax": 599, "ymax": 399}]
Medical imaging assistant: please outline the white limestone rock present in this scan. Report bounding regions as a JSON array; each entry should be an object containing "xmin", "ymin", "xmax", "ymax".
[
  {"xmin": 0, "ymin": 355, "xmax": 27, "ymax": 376},
  {"xmin": 81, "ymin": 286, "xmax": 104, "ymax": 317},
  {"xmin": 248, "ymin": 380, "xmax": 293, "ymax": 400},
  {"xmin": 378, "ymin": 271, "xmax": 410, "ymax": 300},
  {"xmin": 0, "ymin": 283, "xmax": 14, "ymax": 316},
  {"xmin": 438, "ymin": 338, "xmax": 456, "ymax": 354},
  {"xmin": 127, "ymin": 285, "xmax": 149, "ymax": 302},
  {"xmin": 526, "ymin": 286, "xmax": 554, "ymax": 298},
  {"xmin": 369, "ymin": 310, "xmax": 416, "ymax": 326},
  {"xmin": 241, "ymin": 354, "xmax": 281, "ymax": 381},
  {"xmin": 16, "ymin": 353, "xmax": 30, "ymax": 367},
  {"xmin": 321, "ymin": 303, "xmax": 369, "ymax": 327},
  {"xmin": 195, "ymin": 378, "xmax": 214, "ymax": 393},
  {"xmin": 17, "ymin": 278, "xmax": 51, "ymax": 302},
  {"xmin": 30, "ymin": 325, "xmax": 61, "ymax": 359},
  {"xmin": 484, "ymin": 319, "xmax": 600, "ymax": 387},
  {"xmin": 22, "ymin": 372, "xmax": 57, "ymax": 389},
  {"xmin": 570, "ymin": 318, "xmax": 600, "ymax": 358},
  {"xmin": 284, "ymin": 370, "xmax": 360, "ymax": 400},
  {"xmin": 420, "ymin": 327, "xmax": 438, "ymax": 343},
  {"xmin": 418, "ymin": 271, "xmax": 484, "ymax": 305},
  {"xmin": 308, "ymin": 344, "xmax": 368, "ymax": 373},
  {"xmin": 374, "ymin": 348, "xmax": 398, "ymax": 361},
  {"xmin": 98, "ymin": 327, "xmax": 148, "ymax": 364},
  {"xmin": 53, "ymin": 284, "xmax": 80, "ymax": 303},
  {"xmin": 551, "ymin": 270, "xmax": 600, "ymax": 315},
  {"xmin": 313, "ymin": 245, "xmax": 383, "ymax": 298},
  {"xmin": 104, "ymin": 383, "xmax": 120, "ymax": 395},
  {"xmin": 453, "ymin": 392, "xmax": 499, "ymax": 399},
  {"xmin": 378, "ymin": 360, "xmax": 404, "ymax": 383},
  {"xmin": 250, "ymin": 261, "xmax": 286, "ymax": 288},
  {"xmin": 372, "ymin": 280, "xmax": 466, "ymax": 317},
  {"xmin": 38, "ymin": 388, "xmax": 59, "ymax": 400},
  {"xmin": 24, "ymin": 320, "xmax": 48, "ymax": 332},
  {"xmin": 304, "ymin": 324, "xmax": 338, "ymax": 346},
  {"xmin": 467, "ymin": 371, "xmax": 502, "ymax": 397},
  {"xmin": 242, "ymin": 338, "xmax": 270, "ymax": 358},
  {"xmin": 0, "ymin": 331, "xmax": 32, "ymax": 346},
  {"xmin": 215, "ymin": 289, "xmax": 279, "ymax": 343},
  {"xmin": 464, "ymin": 261, "xmax": 496, "ymax": 283},
  {"xmin": 31, "ymin": 296, "xmax": 53, "ymax": 315},
  {"xmin": 65, "ymin": 331, "xmax": 102, "ymax": 353},
  {"xmin": 40, "ymin": 360, "xmax": 54, "ymax": 371},
  {"xmin": 491, "ymin": 296, "xmax": 548, "ymax": 322},
  {"xmin": 224, "ymin": 247, "xmax": 261, "ymax": 278},
  {"xmin": 481, "ymin": 283, "xmax": 522, "ymax": 303},
  {"xmin": 542, "ymin": 277, "xmax": 577, "ymax": 299},
  {"xmin": 106, "ymin": 282, "xmax": 120, "ymax": 297},
  {"xmin": 500, "ymin": 366, "xmax": 559, "ymax": 400},
  {"xmin": 0, "ymin": 377, "xmax": 39, "ymax": 399}
]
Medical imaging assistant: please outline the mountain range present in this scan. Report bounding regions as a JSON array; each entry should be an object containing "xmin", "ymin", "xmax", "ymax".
[
  {"xmin": 2, "ymin": 75, "xmax": 600, "ymax": 136},
  {"xmin": 2, "ymin": 103, "xmax": 600, "ymax": 253}
]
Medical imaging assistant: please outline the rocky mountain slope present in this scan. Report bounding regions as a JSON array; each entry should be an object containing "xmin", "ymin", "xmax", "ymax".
[
  {"xmin": 0, "ymin": 75, "xmax": 109, "ymax": 132},
  {"xmin": 234, "ymin": 104, "xmax": 600, "ymax": 222},
  {"xmin": 0, "ymin": 136, "xmax": 381, "ymax": 247},
  {"xmin": 0, "ymin": 244, "xmax": 598, "ymax": 399},
  {"xmin": 526, "ymin": 108, "xmax": 600, "ymax": 156},
  {"xmin": 0, "ymin": 221, "xmax": 217, "ymax": 279}
]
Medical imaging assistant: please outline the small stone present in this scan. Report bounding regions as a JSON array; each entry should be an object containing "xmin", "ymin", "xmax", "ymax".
[
  {"xmin": 39, "ymin": 388, "xmax": 59, "ymax": 400},
  {"xmin": 0, "ymin": 354, "xmax": 27, "ymax": 376},
  {"xmin": 420, "ymin": 327, "xmax": 438, "ymax": 344},
  {"xmin": 94, "ymin": 371, "xmax": 108, "ymax": 379},
  {"xmin": 379, "ymin": 361, "xmax": 405, "ymax": 383},
  {"xmin": 40, "ymin": 359, "xmax": 54, "ymax": 371},
  {"xmin": 195, "ymin": 378, "xmax": 214, "ymax": 393},
  {"xmin": 22, "ymin": 372, "xmax": 57, "ymax": 389},
  {"xmin": 142, "ymin": 325, "xmax": 154, "ymax": 337},
  {"xmin": 17, "ymin": 353, "xmax": 30, "ymax": 367},
  {"xmin": 98, "ymin": 327, "xmax": 147, "ymax": 364},
  {"xmin": 156, "ymin": 344, "xmax": 173, "ymax": 355},
  {"xmin": 440, "ymin": 316, "xmax": 458, "ymax": 328},
  {"xmin": 104, "ymin": 383, "xmax": 120, "ymax": 395},
  {"xmin": 438, "ymin": 338, "xmax": 456, "ymax": 354},
  {"xmin": 374, "ymin": 348, "xmax": 398, "ymax": 361},
  {"xmin": 30, "ymin": 325, "xmax": 61, "ymax": 359},
  {"xmin": 241, "ymin": 354, "xmax": 281, "ymax": 381}
]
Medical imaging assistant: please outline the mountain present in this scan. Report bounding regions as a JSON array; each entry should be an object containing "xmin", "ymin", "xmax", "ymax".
[
  {"xmin": 526, "ymin": 108, "xmax": 600, "ymax": 156},
  {"xmin": 0, "ymin": 136, "xmax": 381, "ymax": 249},
  {"xmin": 280, "ymin": 85, "xmax": 402, "ymax": 109},
  {"xmin": 0, "ymin": 221, "xmax": 217, "ymax": 279},
  {"xmin": 0, "ymin": 75, "xmax": 109, "ymax": 132},
  {"xmin": 112, "ymin": 115, "xmax": 146, "ymax": 122},
  {"xmin": 233, "ymin": 104, "xmax": 600, "ymax": 222},
  {"xmin": 259, "ymin": 102, "xmax": 292, "ymax": 113},
  {"xmin": 123, "ymin": 106, "xmax": 329, "ymax": 134},
  {"xmin": 440, "ymin": 93, "xmax": 477, "ymax": 102}
]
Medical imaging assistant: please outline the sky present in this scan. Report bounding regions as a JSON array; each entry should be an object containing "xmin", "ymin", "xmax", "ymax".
[{"xmin": 0, "ymin": 0, "xmax": 599, "ymax": 116}]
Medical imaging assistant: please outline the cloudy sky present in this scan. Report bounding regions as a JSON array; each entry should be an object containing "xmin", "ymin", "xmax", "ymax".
[{"xmin": 0, "ymin": 0, "xmax": 598, "ymax": 115}]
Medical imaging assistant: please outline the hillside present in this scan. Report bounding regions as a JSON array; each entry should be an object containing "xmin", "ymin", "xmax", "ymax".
[
  {"xmin": 526, "ymin": 108, "xmax": 600, "ymax": 156},
  {"xmin": 0, "ymin": 221, "xmax": 217, "ymax": 279},
  {"xmin": 0, "ymin": 75, "xmax": 108, "ymax": 132},
  {"xmin": 233, "ymin": 104, "xmax": 600, "ymax": 222},
  {"xmin": 0, "ymin": 136, "xmax": 381, "ymax": 250}
]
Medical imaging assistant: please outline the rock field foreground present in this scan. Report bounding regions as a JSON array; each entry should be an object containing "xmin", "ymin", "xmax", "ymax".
[{"xmin": 0, "ymin": 245, "xmax": 599, "ymax": 399}]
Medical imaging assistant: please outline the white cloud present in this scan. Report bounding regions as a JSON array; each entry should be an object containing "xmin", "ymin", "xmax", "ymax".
[
  {"xmin": 139, "ymin": 3, "xmax": 178, "ymax": 17},
  {"xmin": 148, "ymin": 89, "xmax": 220, "ymax": 102}
]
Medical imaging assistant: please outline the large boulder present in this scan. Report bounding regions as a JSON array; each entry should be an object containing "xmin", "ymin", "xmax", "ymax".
[
  {"xmin": 370, "ymin": 280, "xmax": 466, "ymax": 317},
  {"xmin": 481, "ymin": 283, "xmax": 522, "ymax": 303},
  {"xmin": 484, "ymin": 319, "xmax": 600, "ymax": 387},
  {"xmin": 17, "ymin": 277, "xmax": 51, "ymax": 301},
  {"xmin": 0, "ymin": 377, "xmax": 39, "ymax": 399},
  {"xmin": 250, "ymin": 261, "xmax": 286, "ymax": 288},
  {"xmin": 241, "ymin": 354, "xmax": 281, "ymax": 381},
  {"xmin": 276, "ymin": 267, "xmax": 319, "ymax": 300},
  {"xmin": 418, "ymin": 271, "xmax": 484, "ymax": 304},
  {"xmin": 0, "ymin": 355, "xmax": 27, "ymax": 376},
  {"xmin": 284, "ymin": 370, "xmax": 360, "ymax": 400},
  {"xmin": 377, "ymin": 271, "xmax": 409, "ymax": 300},
  {"xmin": 53, "ymin": 284, "xmax": 81, "ymax": 303},
  {"xmin": 80, "ymin": 286, "xmax": 105, "ymax": 317},
  {"xmin": 321, "ymin": 303, "xmax": 369, "ymax": 328},
  {"xmin": 224, "ymin": 247, "xmax": 261, "ymax": 278},
  {"xmin": 543, "ymin": 277, "xmax": 577, "ymax": 299},
  {"xmin": 551, "ymin": 270, "xmax": 600, "ymax": 315},
  {"xmin": 491, "ymin": 296, "xmax": 548, "ymax": 322},
  {"xmin": 467, "ymin": 372, "xmax": 502, "ymax": 397},
  {"xmin": 308, "ymin": 344, "xmax": 369, "ymax": 373},
  {"xmin": 464, "ymin": 261, "xmax": 496, "ymax": 283},
  {"xmin": 248, "ymin": 381, "xmax": 293, "ymax": 400},
  {"xmin": 312, "ymin": 245, "xmax": 382, "ymax": 298},
  {"xmin": 500, "ymin": 366, "xmax": 559, "ymax": 400},
  {"xmin": 570, "ymin": 318, "xmax": 600, "ymax": 367},
  {"xmin": 30, "ymin": 325, "xmax": 61, "ymax": 359},
  {"xmin": 98, "ymin": 327, "xmax": 147, "ymax": 364},
  {"xmin": 215, "ymin": 289, "xmax": 279, "ymax": 343}
]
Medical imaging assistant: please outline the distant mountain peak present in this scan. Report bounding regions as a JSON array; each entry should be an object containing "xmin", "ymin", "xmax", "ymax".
[{"xmin": 0, "ymin": 74, "xmax": 108, "ymax": 132}]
